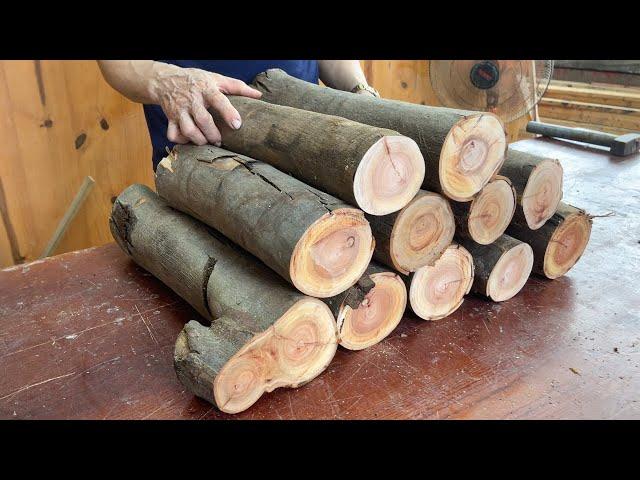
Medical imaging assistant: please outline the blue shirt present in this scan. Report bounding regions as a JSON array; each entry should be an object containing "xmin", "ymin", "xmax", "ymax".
[{"xmin": 143, "ymin": 60, "xmax": 319, "ymax": 169}]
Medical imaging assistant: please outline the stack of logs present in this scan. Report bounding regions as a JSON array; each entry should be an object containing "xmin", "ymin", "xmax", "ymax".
[{"xmin": 110, "ymin": 69, "xmax": 593, "ymax": 414}]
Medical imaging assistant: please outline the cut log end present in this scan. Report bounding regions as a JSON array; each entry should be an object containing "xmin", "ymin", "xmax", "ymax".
[
  {"xmin": 522, "ymin": 159, "xmax": 564, "ymax": 230},
  {"xmin": 439, "ymin": 114, "xmax": 506, "ymax": 201},
  {"xmin": 353, "ymin": 136, "xmax": 425, "ymax": 215},
  {"xmin": 212, "ymin": 298, "xmax": 337, "ymax": 414},
  {"xmin": 544, "ymin": 211, "xmax": 592, "ymax": 279},
  {"xmin": 337, "ymin": 271, "xmax": 407, "ymax": 351},
  {"xmin": 409, "ymin": 244, "xmax": 474, "ymax": 320},
  {"xmin": 486, "ymin": 243, "xmax": 534, "ymax": 301},
  {"xmin": 291, "ymin": 208, "xmax": 374, "ymax": 298},
  {"xmin": 468, "ymin": 175, "xmax": 516, "ymax": 244},
  {"xmin": 391, "ymin": 191, "xmax": 455, "ymax": 273}
]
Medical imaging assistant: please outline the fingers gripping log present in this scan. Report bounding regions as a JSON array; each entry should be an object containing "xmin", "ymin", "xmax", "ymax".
[
  {"xmin": 506, "ymin": 202, "xmax": 592, "ymax": 279},
  {"xmin": 252, "ymin": 68, "xmax": 507, "ymax": 202},
  {"xmin": 110, "ymin": 185, "xmax": 338, "ymax": 414},
  {"xmin": 323, "ymin": 263, "xmax": 407, "ymax": 350},
  {"xmin": 155, "ymin": 145, "xmax": 374, "ymax": 298},
  {"xmin": 405, "ymin": 244, "xmax": 475, "ymax": 320},
  {"xmin": 457, "ymin": 235, "xmax": 534, "ymax": 302},
  {"xmin": 212, "ymin": 96, "xmax": 425, "ymax": 215},
  {"xmin": 450, "ymin": 175, "xmax": 516, "ymax": 245},
  {"xmin": 500, "ymin": 148, "xmax": 564, "ymax": 230},
  {"xmin": 366, "ymin": 190, "xmax": 455, "ymax": 274}
]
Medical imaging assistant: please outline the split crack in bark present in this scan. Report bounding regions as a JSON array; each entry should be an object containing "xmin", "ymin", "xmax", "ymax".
[
  {"xmin": 112, "ymin": 200, "xmax": 135, "ymax": 255},
  {"xmin": 304, "ymin": 188, "xmax": 333, "ymax": 213},
  {"xmin": 236, "ymin": 160, "xmax": 294, "ymax": 200},
  {"xmin": 201, "ymin": 257, "xmax": 217, "ymax": 318}
]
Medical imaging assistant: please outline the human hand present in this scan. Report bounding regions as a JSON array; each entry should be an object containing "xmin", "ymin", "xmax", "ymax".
[{"xmin": 149, "ymin": 64, "xmax": 262, "ymax": 145}]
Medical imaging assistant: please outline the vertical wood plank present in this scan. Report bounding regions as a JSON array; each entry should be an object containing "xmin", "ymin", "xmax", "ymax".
[{"xmin": 0, "ymin": 60, "xmax": 153, "ymax": 268}]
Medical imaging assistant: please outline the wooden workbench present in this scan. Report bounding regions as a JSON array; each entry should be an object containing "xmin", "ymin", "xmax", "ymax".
[{"xmin": 1, "ymin": 138, "xmax": 639, "ymax": 420}]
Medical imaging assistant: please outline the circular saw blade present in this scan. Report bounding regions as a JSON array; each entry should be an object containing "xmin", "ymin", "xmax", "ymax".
[{"xmin": 429, "ymin": 60, "xmax": 554, "ymax": 123}]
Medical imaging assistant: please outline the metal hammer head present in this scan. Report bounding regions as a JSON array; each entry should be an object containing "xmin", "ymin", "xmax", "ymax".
[{"xmin": 611, "ymin": 133, "xmax": 640, "ymax": 156}]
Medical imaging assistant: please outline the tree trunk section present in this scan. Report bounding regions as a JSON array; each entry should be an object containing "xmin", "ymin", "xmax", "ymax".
[
  {"xmin": 324, "ymin": 262, "xmax": 407, "ymax": 350},
  {"xmin": 457, "ymin": 234, "xmax": 534, "ymax": 301},
  {"xmin": 506, "ymin": 202, "xmax": 592, "ymax": 279},
  {"xmin": 110, "ymin": 184, "xmax": 338, "ymax": 414},
  {"xmin": 500, "ymin": 148, "xmax": 563, "ymax": 230},
  {"xmin": 405, "ymin": 243, "xmax": 474, "ymax": 320},
  {"xmin": 366, "ymin": 190, "xmax": 455, "ymax": 274},
  {"xmin": 110, "ymin": 183, "xmax": 216, "ymax": 320},
  {"xmin": 252, "ymin": 68, "xmax": 507, "ymax": 202},
  {"xmin": 212, "ymin": 96, "xmax": 425, "ymax": 215},
  {"xmin": 155, "ymin": 145, "xmax": 374, "ymax": 298},
  {"xmin": 450, "ymin": 175, "xmax": 516, "ymax": 245}
]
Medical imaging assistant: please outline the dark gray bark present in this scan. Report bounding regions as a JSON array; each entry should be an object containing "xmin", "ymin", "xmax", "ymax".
[
  {"xmin": 110, "ymin": 184, "xmax": 335, "ymax": 409},
  {"xmin": 211, "ymin": 95, "xmax": 409, "ymax": 210},
  {"xmin": 252, "ymin": 68, "xmax": 503, "ymax": 198},
  {"xmin": 154, "ymin": 144, "xmax": 367, "ymax": 293}
]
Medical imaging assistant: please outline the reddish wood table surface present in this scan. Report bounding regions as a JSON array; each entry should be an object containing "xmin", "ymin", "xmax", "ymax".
[{"xmin": 1, "ymin": 138, "xmax": 639, "ymax": 419}]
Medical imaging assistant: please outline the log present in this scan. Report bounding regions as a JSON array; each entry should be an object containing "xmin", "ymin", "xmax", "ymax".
[
  {"xmin": 110, "ymin": 184, "xmax": 338, "ymax": 414},
  {"xmin": 252, "ymin": 68, "xmax": 507, "ymax": 202},
  {"xmin": 212, "ymin": 96, "xmax": 425, "ymax": 215},
  {"xmin": 450, "ymin": 175, "xmax": 516, "ymax": 245},
  {"xmin": 457, "ymin": 235, "xmax": 533, "ymax": 302},
  {"xmin": 155, "ymin": 145, "xmax": 374, "ymax": 298},
  {"xmin": 323, "ymin": 263, "xmax": 406, "ymax": 351},
  {"xmin": 500, "ymin": 148, "xmax": 564, "ymax": 230},
  {"xmin": 366, "ymin": 190, "xmax": 455, "ymax": 274},
  {"xmin": 506, "ymin": 202, "xmax": 592, "ymax": 279},
  {"xmin": 110, "ymin": 184, "xmax": 215, "ymax": 320},
  {"xmin": 406, "ymin": 244, "xmax": 474, "ymax": 320}
]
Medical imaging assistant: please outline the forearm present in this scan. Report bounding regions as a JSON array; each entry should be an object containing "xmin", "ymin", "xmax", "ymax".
[
  {"xmin": 317, "ymin": 60, "xmax": 368, "ymax": 91},
  {"xmin": 97, "ymin": 60, "xmax": 175, "ymax": 104}
]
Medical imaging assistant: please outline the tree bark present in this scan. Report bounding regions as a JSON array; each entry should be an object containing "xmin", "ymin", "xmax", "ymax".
[
  {"xmin": 366, "ymin": 190, "xmax": 455, "ymax": 274},
  {"xmin": 110, "ymin": 184, "xmax": 338, "ymax": 414},
  {"xmin": 155, "ymin": 145, "xmax": 374, "ymax": 298},
  {"xmin": 252, "ymin": 68, "xmax": 507, "ymax": 202},
  {"xmin": 405, "ymin": 243, "xmax": 474, "ymax": 320},
  {"xmin": 450, "ymin": 175, "xmax": 516, "ymax": 245},
  {"xmin": 457, "ymin": 234, "xmax": 533, "ymax": 302},
  {"xmin": 506, "ymin": 202, "xmax": 592, "ymax": 279},
  {"xmin": 211, "ymin": 96, "xmax": 425, "ymax": 215},
  {"xmin": 110, "ymin": 183, "xmax": 216, "ymax": 320},
  {"xmin": 323, "ymin": 262, "xmax": 406, "ymax": 350},
  {"xmin": 499, "ymin": 148, "xmax": 563, "ymax": 230}
]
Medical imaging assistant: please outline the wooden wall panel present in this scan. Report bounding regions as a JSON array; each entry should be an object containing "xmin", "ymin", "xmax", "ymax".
[{"xmin": 0, "ymin": 60, "xmax": 153, "ymax": 268}]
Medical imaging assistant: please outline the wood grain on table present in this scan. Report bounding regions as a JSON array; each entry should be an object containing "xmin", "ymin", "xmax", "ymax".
[{"xmin": 1, "ymin": 138, "xmax": 639, "ymax": 419}]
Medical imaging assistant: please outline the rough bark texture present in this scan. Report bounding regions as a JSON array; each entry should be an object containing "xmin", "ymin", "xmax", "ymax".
[
  {"xmin": 109, "ymin": 184, "xmax": 217, "ymax": 320},
  {"xmin": 211, "ymin": 95, "xmax": 406, "ymax": 209},
  {"xmin": 457, "ymin": 234, "xmax": 525, "ymax": 297},
  {"xmin": 110, "ymin": 184, "xmax": 335, "ymax": 409},
  {"xmin": 174, "ymin": 319, "xmax": 254, "ymax": 405},
  {"xmin": 366, "ymin": 213, "xmax": 395, "ymax": 269},
  {"xmin": 500, "ymin": 148, "xmax": 563, "ymax": 229},
  {"xmin": 154, "ymin": 144, "xmax": 359, "ymax": 289},
  {"xmin": 450, "ymin": 200, "xmax": 475, "ymax": 239},
  {"xmin": 322, "ymin": 269, "xmax": 376, "ymax": 319},
  {"xmin": 321, "ymin": 262, "xmax": 393, "ymax": 318},
  {"xmin": 252, "ymin": 68, "xmax": 496, "ymax": 196},
  {"xmin": 506, "ymin": 202, "xmax": 591, "ymax": 277}
]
